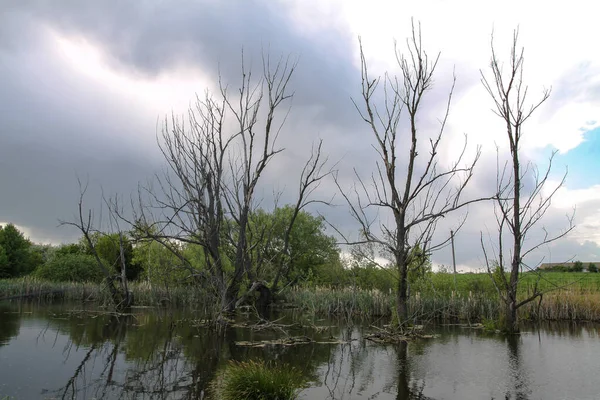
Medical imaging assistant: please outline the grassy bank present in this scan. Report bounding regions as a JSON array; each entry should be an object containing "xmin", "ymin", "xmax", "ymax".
[
  {"xmin": 284, "ymin": 285, "xmax": 600, "ymax": 322},
  {"xmin": 0, "ymin": 278, "xmax": 215, "ymax": 312},
  {"xmin": 3, "ymin": 273, "xmax": 600, "ymax": 322},
  {"xmin": 411, "ymin": 271, "xmax": 600, "ymax": 296}
]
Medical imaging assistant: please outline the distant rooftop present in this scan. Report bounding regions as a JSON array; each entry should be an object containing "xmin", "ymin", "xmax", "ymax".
[{"xmin": 539, "ymin": 262, "xmax": 597, "ymax": 270}]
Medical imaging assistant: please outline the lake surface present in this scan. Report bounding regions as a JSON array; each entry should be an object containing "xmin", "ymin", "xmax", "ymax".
[{"xmin": 0, "ymin": 301, "xmax": 599, "ymax": 400}]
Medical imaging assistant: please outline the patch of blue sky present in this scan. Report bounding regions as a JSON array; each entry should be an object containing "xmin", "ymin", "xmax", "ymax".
[{"xmin": 536, "ymin": 126, "xmax": 600, "ymax": 189}]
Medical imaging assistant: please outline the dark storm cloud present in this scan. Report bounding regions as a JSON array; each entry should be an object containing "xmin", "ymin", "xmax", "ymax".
[
  {"xmin": 0, "ymin": 0, "xmax": 367, "ymax": 243},
  {"xmin": 2, "ymin": 0, "xmax": 563, "ymax": 272},
  {"xmin": 10, "ymin": 0, "xmax": 361, "ymax": 130},
  {"xmin": 0, "ymin": 19, "xmax": 161, "ymax": 242}
]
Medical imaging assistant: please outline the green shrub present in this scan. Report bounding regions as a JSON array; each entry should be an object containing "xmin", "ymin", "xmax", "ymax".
[
  {"xmin": 215, "ymin": 360, "xmax": 305, "ymax": 400},
  {"xmin": 34, "ymin": 254, "xmax": 105, "ymax": 283},
  {"xmin": 572, "ymin": 261, "xmax": 584, "ymax": 272},
  {"xmin": 588, "ymin": 263, "xmax": 598, "ymax": 273}
]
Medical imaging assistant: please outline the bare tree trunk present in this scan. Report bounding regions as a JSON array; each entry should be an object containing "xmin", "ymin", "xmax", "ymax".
[
  {"xmin": 397, "ymin": 260, "xmax": 409, "ymax": 322},
  {"xmin": 336, "ymin": 20, "xmax": 484, "ymax": 330},
  {"xmin": 118, "ymin": 232, "xmax": 133, "ymax": 307},
  {"xmin": 220, "ymin": 53, "xmax": 297, "ymax": 310},
  {"xmin": 480, "ymin": 29, "xmax": 573, "ymax": 333},
  {"xmin": 60, "ymin": 180, "xmax": 130, "ymax": 311},
  {"xmin": 506, "ymin": 300, "xmax": 518, "ymax": 333},
  {"xmin": 271, "ymin": 140, "xmax": 333, "ymax": 294},
  {"xmin": 132, "ymin": 52, "xmax": 299, "ymax": 314}
]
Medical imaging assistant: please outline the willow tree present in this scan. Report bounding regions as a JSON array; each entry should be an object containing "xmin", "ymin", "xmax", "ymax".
[
  {"xmin": 480, "ymin": 30, "xmax": 573, "ymax": 333},
  {"xmin": 338, "ymin": 23, "xmax": 483, "ymax": 326}
]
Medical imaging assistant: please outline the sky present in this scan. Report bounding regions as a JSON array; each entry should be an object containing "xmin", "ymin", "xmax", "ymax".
[{"xmin": 1, "ymin": 0, "xmax": 599, "ymax": 271}]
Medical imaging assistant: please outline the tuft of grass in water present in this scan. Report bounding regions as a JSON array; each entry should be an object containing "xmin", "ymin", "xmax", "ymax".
[{"xmin": 214, "ymin": 360, "xmax": 305, "ymax": 400}]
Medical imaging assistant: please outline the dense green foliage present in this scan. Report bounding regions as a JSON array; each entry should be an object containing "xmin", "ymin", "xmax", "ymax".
[
  {"xmin": 222, "ymin": 206, "xmax": 340, "ymax": 286},
  {"xmin": 34, "ymin": 254, "xmax": 104, "ymax": 283},
  {"xmin": 0, "ymin": 224, "xmax": 37, "ymax": 278},
  {"xmin": 215, "ymin": 360, "xmax": 305, "ymax": 400},
  {"xmin": 133, "ymin": 239, "xmax": 186, "ymax": 285},
  {"xmin": 269, "ymin": 206, "xmax": 340, "ymax": 283},
  {"xmin": 81, "ymin": 233, "xmax": 143, "ymax": 280},
  {"xmin": 543, "ymin": 261, "xmax": 599, "ymax": 273}
]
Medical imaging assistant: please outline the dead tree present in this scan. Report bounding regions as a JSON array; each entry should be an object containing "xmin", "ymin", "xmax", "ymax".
[
  {"xmin": 480, "ymin": 30, "xmax": 574, "ymax": 333},
  {"xmin": 219, "ymin": 53, "xmax": 297, "ymax": 311},
  {"xmin": 130, "ymin": 52, "xmax": 309, "ymax": 313},
  {"xmin": 234, "ymin": 139, "xmax": 334, "ymax": 307},
  {"xmin": 271, "ymin": 140, "xmax": 334, "ymax": 293},
  {"xmin": 60, "ymin": 179, "xmax": 132, "ymax": 310},
  {"xmin": 132, "ymin": 87, "xmax": 232, "ymax": 304},
  {"xmin": 337, "ymin": 22, "xmax": 484, "ymax": 326}
]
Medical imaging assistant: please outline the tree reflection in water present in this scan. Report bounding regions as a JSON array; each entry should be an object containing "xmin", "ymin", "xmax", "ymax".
[
  {"xmin": 42, "ymin": 313, "xmax": 229, "ymax": 399},
  {"xmin": 395, "ymin": 341, "xmax": 432, "ymax": 400},
  {"xmin": 505, "ymin": 335, "xmax": 530, "ymax": 400},
  {"xmin": 0, "ymin": 304, "xmax": 21, "ymax": 347},
  {"xmin": 40, "ymin": 309, "xmax": 339, "ymax": 400},
  {"xmin": 2, "ymin": 304, "xmax": 563, "ymax": 400}
]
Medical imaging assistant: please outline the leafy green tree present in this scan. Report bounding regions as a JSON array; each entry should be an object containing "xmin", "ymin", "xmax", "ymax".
[
  {"xmin": 34, "ymin": 253, "xmax": 104, "ymax": 282},
  {"xmin": 0, "ymin": 245, "xmax": 9, "ymax": 276},
  {"xmin": 0, "ymin": 223, "xmax": 33, "ymax": 278},
  {"xmin": 81, "ymin": 233, "xmax": 142, "ymax": 280},
  {"xmin": 133, "ymin": 239, "xmax": 187, "ymax": 286},
  {"xmin": 55, "ymin": 243, "xmax": 84, "ymax": 258},
  {"xmin": 349, "ymin": 263, "xmax": 397, "ymax": 292},
  {"xmin": 588, "ymin": 263, "xmax": 598, "ymax": 273},
  {"xmin": 406, "ymin": 246, "xmax": 432, "ymax": 284},
  {"xmin": 306, "ymin": 256, "xmax": 347, "ymax": 288},
  {"xmin": 250, "ymin": 206, "xmax": 340, "ymax": 285},
  {"xmin": 572, "ymin": 261, "xmax": 584, "ymax": 272},
  {"xmin": 27, "ymin": 245, "xmax": 46, "ymax": 273}
]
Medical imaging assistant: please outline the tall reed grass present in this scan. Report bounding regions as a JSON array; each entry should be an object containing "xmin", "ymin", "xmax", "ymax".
[
  {"xmin": 0, "ymin": 278, "xmax": 216, "ymax": 311},
  {"xmin": 283, "ymin": 286, "xmax": 600, "ymax": 322},
  {"xmin": 0, "ymin": 278, "xmax": 101, "ymax": 302},
  {"xmin": 4, "ymin": 277, "xmax": 600, "ymax": 322},
  {"xmin": 284, "ymin": 286, "xmax": 393, "ymax": 317}
]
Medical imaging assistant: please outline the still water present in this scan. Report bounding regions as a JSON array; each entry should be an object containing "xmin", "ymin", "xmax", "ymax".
[{"xmin": 0, "ymin": 301, "xmax": 599, "ymax": 400}]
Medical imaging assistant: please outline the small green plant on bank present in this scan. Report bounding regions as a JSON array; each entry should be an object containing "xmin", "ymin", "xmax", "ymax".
[
  {"xmin": 482, "ymin": 317, "xmax": 500, "ymax": 332},
  {"xmin": 214, "ymin": 360, "xmax": 305, "ymax": 400}
]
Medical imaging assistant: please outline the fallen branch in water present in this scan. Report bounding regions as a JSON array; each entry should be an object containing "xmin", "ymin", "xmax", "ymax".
[
  {"xmin": 235, "ymin": 336, "xmax": 356, "ymax": 348},
  {"xmin": 365, "ymin": 324, "xmax": 438, "ymax": 344}
]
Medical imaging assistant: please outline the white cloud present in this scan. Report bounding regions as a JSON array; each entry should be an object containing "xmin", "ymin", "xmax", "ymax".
[{"xmin": 289, "ymin": 0, "xmax": 600, "ymax": 155}]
